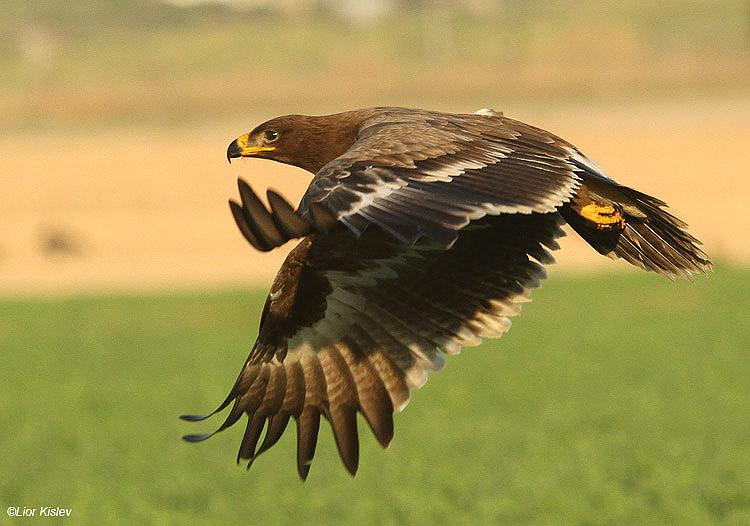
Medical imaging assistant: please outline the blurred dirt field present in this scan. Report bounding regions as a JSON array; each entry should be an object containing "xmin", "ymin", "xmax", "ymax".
[{"xmin": 1, "ymin": 96, "xmax": 747, "ymax": 296}]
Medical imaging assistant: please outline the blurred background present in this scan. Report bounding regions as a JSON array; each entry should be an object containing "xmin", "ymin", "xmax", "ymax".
[
  {"xmin": 1, "ymin": 2, "xmax": 748, "ymax": 525},
  {"xmin": 1, "ymin": 0, "xmax": 748, "ymax": 294}
]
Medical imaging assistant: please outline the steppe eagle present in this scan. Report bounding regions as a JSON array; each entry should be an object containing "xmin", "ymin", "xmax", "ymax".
[{"xmin": 182, "ymin": 107, "xmax": 710, "ymax": 479}]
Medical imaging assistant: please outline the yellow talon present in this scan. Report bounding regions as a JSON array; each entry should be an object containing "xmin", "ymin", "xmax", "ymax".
[{"xmin": 580, "ymin": 203, "xmax": 626, "ymax": 230}]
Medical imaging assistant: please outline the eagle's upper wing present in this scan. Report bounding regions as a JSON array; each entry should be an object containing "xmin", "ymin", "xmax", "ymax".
[
  {"xmin": 183, "ymin": 209, "xmax": 566, "ymax": 479},
  {"xmin": 297, "ymin": 110, "xmax": 584, "ymax": 247}
]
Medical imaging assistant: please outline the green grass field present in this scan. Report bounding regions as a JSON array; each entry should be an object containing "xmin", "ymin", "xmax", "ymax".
[{"xmin": 1, "ymin": 267, "xmax": 748, "ymax": 525}]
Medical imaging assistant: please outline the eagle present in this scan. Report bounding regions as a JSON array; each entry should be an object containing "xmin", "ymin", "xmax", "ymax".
[{"xmin": 182, "ymin": 107, "xmax": 710, "ymax": 479}]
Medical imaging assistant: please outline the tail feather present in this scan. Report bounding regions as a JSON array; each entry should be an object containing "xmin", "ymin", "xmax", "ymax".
[{"xmin": 561, "ymin": 181, "xmax": 711, "ymax": 281}]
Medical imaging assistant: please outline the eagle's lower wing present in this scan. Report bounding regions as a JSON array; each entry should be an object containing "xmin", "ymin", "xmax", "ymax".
[
  {"xmin": 298, "ymin": 110, "xmax": 582, "ymax": 247},
  {"xmin": 182, "ymin": 211, "xmax": 565, "ymax": 479}
]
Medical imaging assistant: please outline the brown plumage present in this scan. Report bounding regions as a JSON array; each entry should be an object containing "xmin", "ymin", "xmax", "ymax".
[{"xmin": 182, "ymin": 106, "xmax": 711, "ymax": 479}]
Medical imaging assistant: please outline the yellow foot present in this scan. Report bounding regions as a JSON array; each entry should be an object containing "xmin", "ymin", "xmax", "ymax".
[{"xmin": 579, "ymin": 203, "xmax": 626, "ymax": 230}]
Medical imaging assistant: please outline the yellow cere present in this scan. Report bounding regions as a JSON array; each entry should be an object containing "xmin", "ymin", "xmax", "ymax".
[
  {"xmin": 580, "ymin": 203, "xmax": 626, "ymax": 230},
  {"xmin": 236, "ymin": 133, "xmax": 276, "ymax": 156},
  {"xmin": 235, "ymin": 133, "xmax": 249, "ymax": 150}
]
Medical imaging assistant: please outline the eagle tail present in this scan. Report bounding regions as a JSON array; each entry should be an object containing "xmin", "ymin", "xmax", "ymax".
[{"xmin": 560, "ymin": 181, "xmax": 711, "ymax": 280}]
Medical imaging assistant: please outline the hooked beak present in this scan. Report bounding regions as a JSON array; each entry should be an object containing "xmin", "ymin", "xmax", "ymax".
[{"xmin": 226, "ymin": 133, "xmax": 276, "ymax": 163}]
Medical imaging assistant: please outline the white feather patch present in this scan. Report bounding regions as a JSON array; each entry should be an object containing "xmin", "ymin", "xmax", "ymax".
[{"xmin": 562, "ymin": 146, "xmax": 615, "ymax": 181}]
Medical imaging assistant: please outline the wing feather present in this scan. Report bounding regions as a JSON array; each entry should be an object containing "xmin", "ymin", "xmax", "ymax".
[
  {"xmin": 295, "ymin": 355, "xmax": 327, "ymax": 480},
  {"xmin": 237, "ymin": 365, "xmax": 287, "ymax": 461},
  {"xmin": 255, "ymin": 414, "xmax": 291, "ymax": 459},
  {"xmin": 336, "ymin": 337, "xmax": 395, "ymax": 448},
  {"xmin": 346, "ymin": 326, "xmax": 411, "ymax": 413},
  {"xmin": 318, "ymin": 346, "xmax": 360, "ymax": 475}
]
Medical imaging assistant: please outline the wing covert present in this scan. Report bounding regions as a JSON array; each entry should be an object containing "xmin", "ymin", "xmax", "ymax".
[{"xmin": 298, "ymin": 110, "xmax": 582, "ymax": 246}]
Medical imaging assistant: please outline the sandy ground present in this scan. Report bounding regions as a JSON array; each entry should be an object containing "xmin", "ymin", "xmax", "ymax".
[{"xmin": 1, "ymin": 97, "xmax": 748, "ymax": 296}]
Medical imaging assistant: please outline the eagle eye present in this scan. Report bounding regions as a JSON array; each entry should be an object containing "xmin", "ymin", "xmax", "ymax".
[{"xmin": 264, "ymin": 130, "xmax": 279, "ymax": 142}]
